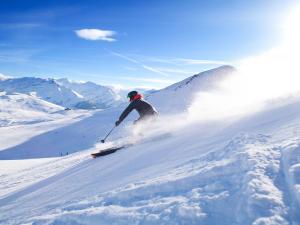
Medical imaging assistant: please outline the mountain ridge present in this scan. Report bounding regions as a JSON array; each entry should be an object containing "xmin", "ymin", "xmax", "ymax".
[
  {"xmin": 0, "ymin": 65, "xmax": 235, "ymax": 111},
  {"xmin": 147, "ymin": 65, "xmax": 236, "ymax": 113}
]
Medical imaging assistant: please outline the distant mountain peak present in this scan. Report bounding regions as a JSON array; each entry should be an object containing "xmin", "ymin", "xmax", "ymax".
[
  {"xmin": 147, "ymin": 65, "xmax": 236, "ymax": 113},
  {"xmin": 171, "ymin": 65, "xmax": 236, "ymax": 91}
]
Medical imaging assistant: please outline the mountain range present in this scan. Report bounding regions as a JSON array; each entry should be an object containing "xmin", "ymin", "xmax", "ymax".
[
  {"xmin": 0, "ymin": 66, "xmax": 235, "ymax": 112},
  {"xmin": 0, "ymin": 76, "xmax": 125, "ymax": 109}
]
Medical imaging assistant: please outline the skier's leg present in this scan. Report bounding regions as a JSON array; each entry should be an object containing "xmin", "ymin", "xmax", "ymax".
[{"xmin": 132, "ymin": 117, "xmax": 145, "ymax": 137}]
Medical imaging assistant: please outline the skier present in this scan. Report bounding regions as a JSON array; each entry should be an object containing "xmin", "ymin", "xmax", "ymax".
[
  {"xmin": 92, "ymin": 91, "xmax": 159, "ymax": 157},
  {"xmin": 115, "ymin": 91, "xmax": 158, "ymax": 127}
]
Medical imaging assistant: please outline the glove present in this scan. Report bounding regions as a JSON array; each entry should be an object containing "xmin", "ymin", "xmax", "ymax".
[{"xmin": 115, "ymin": 120, "xmax": 121, "ymax": 126}]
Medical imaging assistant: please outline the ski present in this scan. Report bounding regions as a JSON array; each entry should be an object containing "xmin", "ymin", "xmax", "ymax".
[
  {"xmin": 91, "ymin": 145, "xmax": 130, "ymax": 158},
  {"xmin": 92, "ymin": 133, "xmax": 172, "ymax": 158}
]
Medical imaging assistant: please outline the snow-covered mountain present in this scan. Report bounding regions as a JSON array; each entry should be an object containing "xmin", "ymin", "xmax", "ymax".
[
  {"xmin": 56, "ymin": 78, "xmax": 125, "ymax": 108},
  {"xmin": 0, "ymin": 66, "xmax": 235, "ymax": 112},
  {"xmin": 147, "ymin": 65, "xmax": 236, "ymax": 113},
  {"xmin": 0, "ymin": 77, "xmax": 85, "ymax": 108},
  {"xmin": 0, "ymin": 76, "xmax": 129, "ymax": 109},
  {"xmin": 0, "ymin": 91, "xmax": 64, "ymax": 127}
]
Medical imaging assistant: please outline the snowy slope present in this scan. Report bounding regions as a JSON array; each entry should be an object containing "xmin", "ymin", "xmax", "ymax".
[
  {"xmin": 0, "ymin": 107, "xmax": 117, "ymax": 159},
  {"xmin": 0, "ymin": 77, "xmax": 84, "ymax": 108},
  {"xmin": 0, "ymin": 64, "xmax": 234, "ymax": 158},
  {"xmin": 147, "ymin": 65, "xmax": 236, "ymax": 113},
  {"xmin": 0, "ymin": 91, "xmax": 64, "ymax": 127},
  {"xmin": 0, "ymin": 65, "xmax": 299, "ymax": 225},
  {"xmin": 0, "ymin": 95, "xmax": 300, "ymax": 224},
  {"xmin": 56, "ymin": 78, "xmax": 125, "ymax": 108}
]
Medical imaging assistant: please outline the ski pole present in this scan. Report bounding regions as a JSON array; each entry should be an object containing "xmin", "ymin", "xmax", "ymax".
[{"xmin": 101, "ymin": 126, "xmax": 116, "ymax": 143}]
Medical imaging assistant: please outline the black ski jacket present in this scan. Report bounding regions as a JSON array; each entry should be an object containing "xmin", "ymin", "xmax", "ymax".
[{"xmin": 118, "ymin": 99, "xmax": 158, "ymax": 123}]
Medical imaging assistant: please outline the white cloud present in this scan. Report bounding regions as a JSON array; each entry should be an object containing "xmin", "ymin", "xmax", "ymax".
[{"xmin": 75, "ymin": 29, "xmax": 116, "ymax": 42}]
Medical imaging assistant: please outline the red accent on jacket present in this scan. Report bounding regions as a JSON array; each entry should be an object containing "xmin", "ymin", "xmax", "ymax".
[{"xmin": 130, "ymin": 93, "xmax": 142, "ymax": 101}]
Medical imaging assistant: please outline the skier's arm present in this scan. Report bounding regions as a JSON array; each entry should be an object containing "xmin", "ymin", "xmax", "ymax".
[{"xmin": 117, "ymin": 102, "xmax": 135, "ymax": 124}]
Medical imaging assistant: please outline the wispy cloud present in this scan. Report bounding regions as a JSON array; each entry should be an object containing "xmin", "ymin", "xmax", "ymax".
[
  {"xmin": 129, "ymin": 54, "xmax": 230, "ymax": 66},
  {"xmin": 141, "ymin": 65, "xmax": 169, "ymax": 76},
  {"xmin": 0, "ymin": 23, "xmax": 42, "ymax": 30},
  {"xmin": 111, "ymin": 52, "xmax": 139, "ymax": 63},
  {"xmin": 148, "ymin": 67, "xmax": 195, "ymax": 75},
  {"xmin": 75, "ymin": 29, "xmax": 116, "ymax": 42},
  {"xmin": 121, "ymin": 76, "xmax": 174, "ymax": 84},
  {"xmin": 111, "ymin": 51, "xmax": 170, "ymax": 77},
  {"xmin": 123, "ymin": 66, "xmax": 139, "ymax": 71},
  {"xmin": 111, "ymin": 52, "xmax": 230, "ymax": 78},
  {"xmin": 0, "ymin": 49, "xmax": 40, "ymax": 63}
]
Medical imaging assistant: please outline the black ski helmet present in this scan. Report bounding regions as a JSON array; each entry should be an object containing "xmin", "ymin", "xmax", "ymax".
[{"xmin": 127, "ymin": 90, "xmax": 138, "ymax": 99}]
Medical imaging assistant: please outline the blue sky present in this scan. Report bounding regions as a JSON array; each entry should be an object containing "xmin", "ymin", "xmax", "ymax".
[{"xmin": 0, "ymin": 0, "xmax": 298, "ymax": 89}]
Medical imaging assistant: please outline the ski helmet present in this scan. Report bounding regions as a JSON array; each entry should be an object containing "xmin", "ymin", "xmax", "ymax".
[{"xmin": 127, "ymin": 91, "xmax": 138, "ymax": 99}]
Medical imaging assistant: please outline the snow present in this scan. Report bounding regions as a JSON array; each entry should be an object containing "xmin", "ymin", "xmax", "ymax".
[
  {"xmin": 147, "ymin": 65, "xmax": 236, "ymax": 113},
  {"xmin": 0, "ymin": 91, "xmax": 65, "ymax": 127},
  {"xmin": 0, "ymin": 77, "xmax": 128, "ymax": 109},
  {"xmin": 0, "ymin": 67, "xmax": 299, "ymax": 224},
  {"xmin": 0, "ymin": 152, "xmax": 88, "ymax": 198},
  {"xmin": 0, "ymin": 77, "xmax": 84, "ymax": 108},
  {"xmin": 56, "ymin": 78, "xmax": 125, "ymax": 108},
  {"xmin": 0, "ymin": 75, "xmax": 156, "ymax": 110},
  {"xmin": 0, "ymin": 108, "xmax": 94, "ymax": 158}
]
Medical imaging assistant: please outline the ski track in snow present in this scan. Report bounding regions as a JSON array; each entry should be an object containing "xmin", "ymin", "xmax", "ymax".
[
  {"xmin": 20, "ymin": 133, "xmax": 300, "ymax": 225},
  {"xmin": 0, "ymin": 152, "xmax": 91, "ymax": 198},
  {"xmin": 0, "ymin": 100, "xmax": 300, "ymax": 224}
]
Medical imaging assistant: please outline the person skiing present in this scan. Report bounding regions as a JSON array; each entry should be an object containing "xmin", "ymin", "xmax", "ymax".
[{"xmin": 115, "ymin": 91, "xmax": 158, "ymax": 127}]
